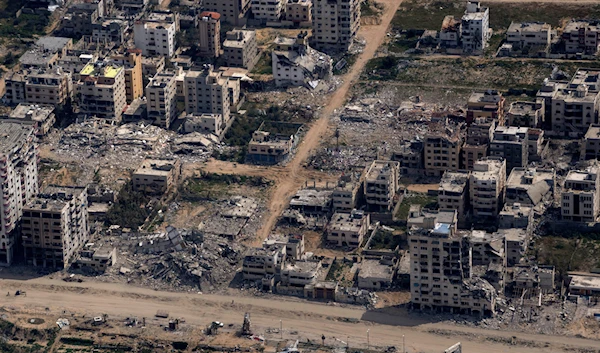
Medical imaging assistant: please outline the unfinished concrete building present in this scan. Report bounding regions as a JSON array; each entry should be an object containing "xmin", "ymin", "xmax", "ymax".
[
  {"xmin": 424, "ymin": 123, "xmax": 463, "ymax": 177},
  {"xmin": 21, "ymin": 186, "xmax": 89, "ymax": 268},
  {"xmin": 132, "ymin": 159, "xmax": 181, "ymax": 194},
  {"xmin": 223, "ymin": 29, "xmax": 259, "ymax": 70},
  {"xmin": 73, "ymin": 244, "xmax": 116, "ymax": 272},
  {"xmin": 0, "ymin": 123, "xmax": 38, "ymax": 266},
  {"xmin": 198, "ymin": 12, "xmax": 221, "ymax": 58},
  {"xmin": 461, "ymin": 118, "xmax": 494, "ymax": 170},
  {"xmin": 272, "ymin": 33, "xmax": 332, "ymax": 88},
  {"xmin": 505, "ymin": 167, "xmax": 555, "ymax": 206},
  {"xmin": 561, "ymin": 165, "xmax": 600, "ymax": 222},
  {"xmin": 489, "ymin": 126, "xmax": 529, "ymax": 173},
  {"xmin": 527, "ymin": 128, "xmax": 544, "ymax": 162},
  {"xmin": 364, "ymin": 160, "xmax": 399, "ymax": 212},
  {"xmin": 146, "ymin": 71, "xmax": 177, "ymax": 129},
  {"xmin": 498, "ymin": 228, "xmax": 528, "ymax": 266},
  {"xmin": 469, "ymin": 230, "xmax": 504, "ymax": 267},
  {"xmin": 470, "ymin": 157, "xmax": 506, "ymax": 221},
  {"xmin": 183, "ymin": 114, "xmax": 229, "ymax": 139},
  {"xmin": 409, "ymin": 226, "xmax": 497, "ymax": 316},
  {"xmin": 326, "ymin": 210, "xmax": 369, "ymax": 247},
  {"xmin": 438, "ymin": 171, "xmax": 470, "ymax": 226},
  {"xmin": 263, "ymin": 234, "xmax": 305, "ymax": 260},
  {"xmin": 467, "ymin": 90, "xmax": 505, "ymax": 126},
  {"xmin": 440, "ymin": 15, "xmax": 461, "ymax": 48},
  {"xmin": 332, "ymin": 172, "xmax": 362, "ymax": 212},
  {"xmin": 311, "ymin": 0, "xmax": 360, "ymax": 53},
  {"xmin": 507, "ymin": 101, "xmax": 544, "ymax": 128}
]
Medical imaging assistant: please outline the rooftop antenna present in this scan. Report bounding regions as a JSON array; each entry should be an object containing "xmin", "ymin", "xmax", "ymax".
[{"xmin": 334, "ymin": 127, "xmax": 340, "ymax": 151}]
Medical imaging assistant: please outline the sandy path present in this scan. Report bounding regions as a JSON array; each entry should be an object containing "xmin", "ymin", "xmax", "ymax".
[{"xmin": 1, "ymin": 278, "xmax": 599, "ymax": 353}]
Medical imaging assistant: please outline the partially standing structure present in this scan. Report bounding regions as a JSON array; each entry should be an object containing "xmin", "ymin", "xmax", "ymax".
[{"xmin": 364, "ymin": 160, "xmax": 399, "ymax": 212}]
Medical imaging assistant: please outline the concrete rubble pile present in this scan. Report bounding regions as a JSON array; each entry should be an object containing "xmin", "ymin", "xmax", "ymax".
[{"xmin": 199, "ymin": 197, "xmax": 265, "ymax": 239}]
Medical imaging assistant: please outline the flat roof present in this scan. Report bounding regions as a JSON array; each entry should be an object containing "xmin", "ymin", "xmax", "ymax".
[
  {"xmin": 9, "ymin": 103, "xmax": 55, "ymax": 122},
  {"xmin": 507, "ymin": 167, "xmax": 554, "ymax": 187},
  {"xmin": 81, "ymin": 62, "xmax": 122, "ymax": 78},
  {"xmin": 439, "ymin": 171, "xmax": 469, "ymax": 193},
  {"xmin": 586, "ymin": 124, "xmax": 600, "ymax": 139},
  {"xmin": 507, "ymin": 22, "xmax": 550, "ymax": 33},
  {"xmin": 0, "ymin": 122, "xmax": 34, "ymax": 155},
  {"xmin": 289, "ymin": 189, "xmax": 332, "ymax": 207},
  {"xmin": 366, "ymin": 160, "xmax": 399, "ymax": 181},
  {"xmin": 358, "ymin": 260, "xmax": 393, "ymax": 279},
  {"xmin": 570, "ymin": 274, "xmax": 600, "ymax": 290},
  {"xmin": 35, "ymin": 36, "xmax": 72, "ymax": 52},
  {"xmin": 329, "ymin": 211, "xmax": 366, "ymax": 232},
  {"xmin": 508, "ymin": 101, "xmax": 540, "ymax": 116},
  {"xmin": 133, "ymin": 159, "xmax": 177, "ymax": 176}
]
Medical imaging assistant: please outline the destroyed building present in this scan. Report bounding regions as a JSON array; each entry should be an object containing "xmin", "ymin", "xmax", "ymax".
[
  {"xmin": 461, "ymin": 118, "xmax": 494, "ymax": 170},
  {"xmin": 247, "ymin": 121, "xmax": 303, "ymax": 165},
  {"xmin": 561, "ymin": 164, "xmax": 600, "ymax": 222},
  {"xmin": 510, "ymin": 265, "xmax": 555, "ymax": 296},
  {"xmin": 470, "ymin": 157, "xmax": 506, "ymax": 222},
  {"xmin": 242, "ymin": 244, "xmax": 286, "ymax": 280},
  {"xmin": 467, "ymin": 90, "xmax": 505, "ymax": 126},
  {"xmin": 424, "ymin": 122, "xmax": 463, "ymax": 177},
  {"xmin": 72, "ymin": 244, "xmax": 117, "ymax": 273},
  {"xmin": 263, "ymin": 234, "xmax": 305, "ymax": 260},
  {"xmin": 507, "ymin": 100, "xmax": 545, "ymax": 128},
  {"xmin": 252, "ymin": 0, "xmax": 287, "ymax": 21},
  {"xmin": 5, "ymin": 103, "xmax": 56, "ymax": 136},
  {"xmin": 332, "ymin": 172, "xmax": 363, "ymax": 212},
  {"xmin": 272, "ymin": 33, "xmax": 332, "ymax": 89},
  {"xmin": 440, "ymin": 15, "xmax": 461, "ymax": 48},
  {"xmin": 326, "ymin": 210, "xmax": 369, "ymax": 247},
  {"xmin": 393, "ymin": 140, "xmax": 424, "ymax": 176},
  {"xmin": 132, "ymin": 158, "xmax": 181, "ymax": 195},
  {"xmin": 438, "ymin": 171, "xmax": 470, "ymax": 227},
  {"xmin": 364, "ymin": 160, "xmax": 400, "ymax": 212},
  {"xmin": 0, "ymin": 122, "xmax": 38, "ymax": 266},
  {"xmin": 469, "ymin": 230, "xmax": 504, "ymax": 267},
  {"xmin": 357, "ymin": 258, "xmax": 395, "ymax": 290},
  {"xmin": 409, "ymin": 225, "xmax": 497, "ymax": 316},
  {"xmin": 497, "ymin": 228, "xmax": 528, "ymax": 267},
  {"xmin": 183, "ymin": 113, "xmax": 231, "ymax": 140},
  {"xmin": 505, "ymin": 167, "xmax": 555, "ymax": 206},
  {"xmin": 21, "ymin": 186, "xmax": 89, "ymax": 268}
]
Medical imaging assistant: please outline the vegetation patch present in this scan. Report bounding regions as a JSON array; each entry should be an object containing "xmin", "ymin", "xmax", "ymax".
[
  {"xmin": 179, "ymin": 173, "xmax": 271, "ymax": 201},
  {"xmin": 105, "ymin": 182, "xmax": 153, "ymax": 229},
  {"xmin": 368, "ymin": 227, "xmax": 405, "ymax": 250},
  {"xmin": 395, "ymin": 194, "xmax": 437, "ymax": 221},
  {"xmin": 534, "ymin": 236, "xmax": 600, "ymax": 278}
]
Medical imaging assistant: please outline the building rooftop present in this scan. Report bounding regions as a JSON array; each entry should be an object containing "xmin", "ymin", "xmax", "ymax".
[
  {"xmin": 0, "ymin": 122, "xmax": 34, "ymax": 155},
  {"xmin": 199, "ymin": 11, "xmax": 221, "ymax": 20},
  {"xmin": 472, "ymin": 157, "xmax": 505, "ymax": 178},
  {"xmin": 283, "ymin": 260, "xmax": 320, "ymax": 274},
  {"xmin": 439, "ymin": 171, "xmax": 469, "ymax": 193},
  {"xmin": 564, "ymin": 20, "xmax": 600, "ymax": 32},
  {"xmin": 500, "ymin": 202, "xmax": 533, "ymax": 218},
  {"xmin": 507, "ymin": 22, "xmax": 550, "ymax": 33},
  {"xmin": 223, "ymin": 29, "xmax": 255, "ymax": 48},
  {"xmin": 365, "ymin": 160, "xmax": 399, "ymax": 181},
  {"xmin": 148, "ymin": 71, "xmax": 175, "ymax": 87},
  {"xmin": 19, "ymin": 50, "xmax": 56, "ymax": 67},
  {"xmin": 9, "ymin": 103, "xmax": 55, "ymax": 122},
  {"xmin": 133, "ymin": 159, "xmax": 178, "ymax": 176},
  {"xmin": 508, "ymin": 101, "xmax": 540, "ymax": 116},
  {"xmin": 328, "ymin": 210, "xmax": 367, "ymax": 232},
  {"xmin": 468, "ymin": 90, "xmax": 503, "ymax": 105},
  {"xmin": 358, "ymin": 260, "xmax": 393, "ymax": 279},
  {"xmin": 569, "ymin": 273, "xmax": 600, "ymax": 290},
  {"xmin": 35, "ymin": 36, "xmax": 72, "ymax": 52},
  {"xmin": 565, "ymin": 167, "xmax": 598, "ymax": 183},
  {"xmin": 289, "ymin": 189, "xmax": 332, "ymax": 208},
  {"xmin": 80, "ymin": 62, "xmax": 122, "ymax": 78},
  {"xmin": 585, "ymin": 124, "xmax": 600, "ymax": 139},
  {"xmin": 26, "ymin": 185, "xmax": 86, "ymax": 212},
  {"xmin": 506, "ymin": 167, "xmax": 554, "ymax": 204}
]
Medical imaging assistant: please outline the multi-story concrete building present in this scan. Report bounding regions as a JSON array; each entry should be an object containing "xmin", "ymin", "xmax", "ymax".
[
  {"xmin": 409, "ymin": 226, "xmax": 497, "ymax": 316},
  {"xmin": 505, "ymin": 167, "xmax": 555, "ymax": 206},
  {"xmin": 536, "ymin": 79, "xmax": 568, "ymax": 130},
  {"xmin": 499, "ymin": 203, "xmax": 533, "ymax": 229},
  {"xmin": 21, "ymin": 186, "xmax": 89, "ymax": 268},
  {"xmin": 272, "ymin": 33, "xmax": 332, "ymax": 88},
  {"xmin": 332, "ymin": 172, "xmax": 362, "ymax": 212},
  {"xmin": 6, "ymin": 103, "xmax": 56, "ymax": 136},
  {"xmin": 489, "ymin": 126, "xmax": 529, "ymax": 172},
  {"xmin": 286, "ymin": 0, "xmax": 311, "ymax": 24},
  {"xmin": 141, "ymin": 56, "xmax": 165, "ymax": 77},
  {"xmin": 527, "ymin": 128, "xmax": 544, "ymax": 161},
  {"xmin": 438, "ymin": 171, "xmax": 470, "ymax": 226},
  {"xmin": 507, "ymin": 101, "xmax": 544, "ymax": 128},
  {"xmin": 393, "ymin": 140, "xmax": 424, "ymax": 176},
  {"xmin": 247, "ymin": 124, "xmax": 299, "ymax": 164},
  {"xmin": 506, "ymin": 22, "xmax": 551, "ymax": 50},
  {"xmin": 184, "ymin": 65, "xmax": 231, "ymax": 124},
  {"xmin": 92, "ymin": 19, "xmax": 128, "ymax": 44},
  {"xmin": 0, "ymin": 122, "xmax": 38, "ymax": 266},
  {"xmin": 561, "ymin": 20, "xmax": 600, "ymax": 56},
  {"xmin": 407, "ymin": 206, "xmax": 457, "ymax": 233},
  {"xmin": 5, "ymin": 69, "xmax": 73, "ymax": 107},
  {"xmin": 198, "ymin": 12, "xmax": 221, "ymax": 58},
  {"xmin": 146, "ymin": 71, "xmax": 177, "ymax": 129},
  {"xmin": 223, "ymin": 29, "xmax": 260, "ymax": 70},
  {"xmin": 252, "ymin": 0, "xmax": 287, "ymax": 22},
  {"xmin": 467, "ymin": 90, "xmax": 505, "ymax": 125},
  {"xmin": 440, "ymin": 15, "xmax": 461, "ymax": 48},
  {"xmin": 242, "ymin": 243, "xmax": 286, "ymax": 280},
  {"xmin": 550, "ymin": 68, "xmax": 600, "ymax": 137},
  {"xmin": 61, "ymin": 4, "xmax": 99, "ymax": 37},
  {"xmin": 110, "ymin": 49, "xmax": 143, "ymax": 104},
  {"xmin": 311, "ymin": 0, "xmax": 360, "ymax": 53},
  {"xmin": 461, "ymin": 118, "xmax": 494, "ymax": 170},
  {"xmin": 461, "ymin": 1, "xmax": 490, "ymax": 55},
  {"xmin": 424, "ymin": 124, "xmax": 463, "ymax": 177},
  {"xmin": 132, "ymin": 158, "xmax": 181, "ymax": 194},
  {"xmin": 364, "ymin": 160, "xmax": 399, "ymax": 212},
  {"xmin": 134, "ymin": 20, "xmax": 176, "ymax": 57},
  {"xmin": 470, "ymin": 157, "xmax": 506, "ymax": 220},
  {"xmin": 582, "ymin": 124, "xmax": 600, "ymax": 161},
  {"xmin": 326, "ymin": 210, "xmax": 369, "ymax": 247},
  {"xmin": 203, "ymin": 0, "xmax": 250, "ymax": 26},
  {"xmin": 561, "ymin": 165, "xmax": 600, "ymax": 222},
  {"xmin": 183, "ymin": 114, "xmax": 229, "ymax": 139},
  {"xmin": 76, "ymin": 62, "xmax": 127, "ymax": 122}
]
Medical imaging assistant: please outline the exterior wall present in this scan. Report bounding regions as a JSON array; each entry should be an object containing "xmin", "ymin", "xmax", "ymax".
[
  {"xmin": 286, "ymin": 0, "xmax": 311, "ymax": 23},
  {"xmin": 364, "ymin": 161, "xmax": 399, "ymax": 212},
  {"xmin": 552, "ymin": 92, "xmax": 600, "ymax": 137},
  {"xmin": 134, "ymin": 21, "xmax": 176, "ymax": 57},
  {"xmin": 273, "ymin": 52, "xmax": 309, "ymax": 87},
  {"xmin": 132, "ymin": 159, "xmax": 181, "ymax": 194},
  {"xmin": 506, "ymin": 24, "xmax": 551, "ymax": 49},
  {"xmin": 561, "ymin": 170, "xmax": 600, "ymax": 223},
  {"xmin": 77, "ymin": 68, "xmax": 127, "ymax": 122},
  {"xmin": 252, "ymin": 0, "xmax": 287, "ymax": 21},
  {"xmin": 146, "ymin": 72, "xmax": 177, "ymax": 129},
  {"xmin": 223, "ymin": 30, "xmax": 259, "ymax": 70},
  {"xmin": 0, "ymin": 123, "xmax": 38, "ymax": 266},
  {"xmin": 183, "ymin": 68, "xmax": 231, "ymax": 123},
  {"xmin": 183, "ymin": 114, "xmax": 226, "ymax": 138},
  {"xmin": 24, "ymin": 72, "xmax": 72, "ymax": 106},
  {"xmin": 470, "ymin": 159, "xmax": 506, "ymax": 219},
  {"xmin": 424, "ymin": 136, "xmax": 462, "ymax": 177},
  {"xmin": 21, "ymin": 187, "xmax": 89, "ymax": 269},
  {"xmin": 198, "ymin": 14, "xmax": 221, "ymax": 58},
  {"xmin": 312, "ymin": 0, "xmax": 360, "ymax": 52},
  {"xmin": 326, "ymin": 212, "xmax": 369, "ymax": 247},
  {"xmin": 110, "ymin": 51, "xmax": 143, "ymax": 104},
  {"xmin": 203, "ymin": 0, "xmax": 251, "ymax": 25}
]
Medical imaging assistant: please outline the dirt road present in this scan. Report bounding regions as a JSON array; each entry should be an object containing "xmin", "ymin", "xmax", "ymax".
[{"xmin": 1, "ymin": 278, "xmax": 599, "ymax": 353}]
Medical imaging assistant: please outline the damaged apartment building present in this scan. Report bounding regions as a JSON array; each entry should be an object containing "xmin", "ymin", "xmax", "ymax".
[
  {"xmin": 132, "ymin": 158, "xmax": 181, "ymax": 195},
  {"xmin": 561, "ymin": 164, "xmax": 600, "ymax": 223},
  {"xmin": 364, "ymin": 160, "xmax": 400, "ymax": 212},
  {"xmin": 247, "ymin": 121, "xmax": 303, "ymax": 165},
  {"xmin": 272, "ymin": 32, "xmax": 332, "ymax": 89},
  {"xmin": 438, "ymin": 1, "xmax": 491, "ymax": 55},
  {"xmin": 424, "ymin": 121, "xmax": 463, "ymax": 177},
  {"xmin": 21, "ymin": 186, "xmax": 89, "ymax": 268}
]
